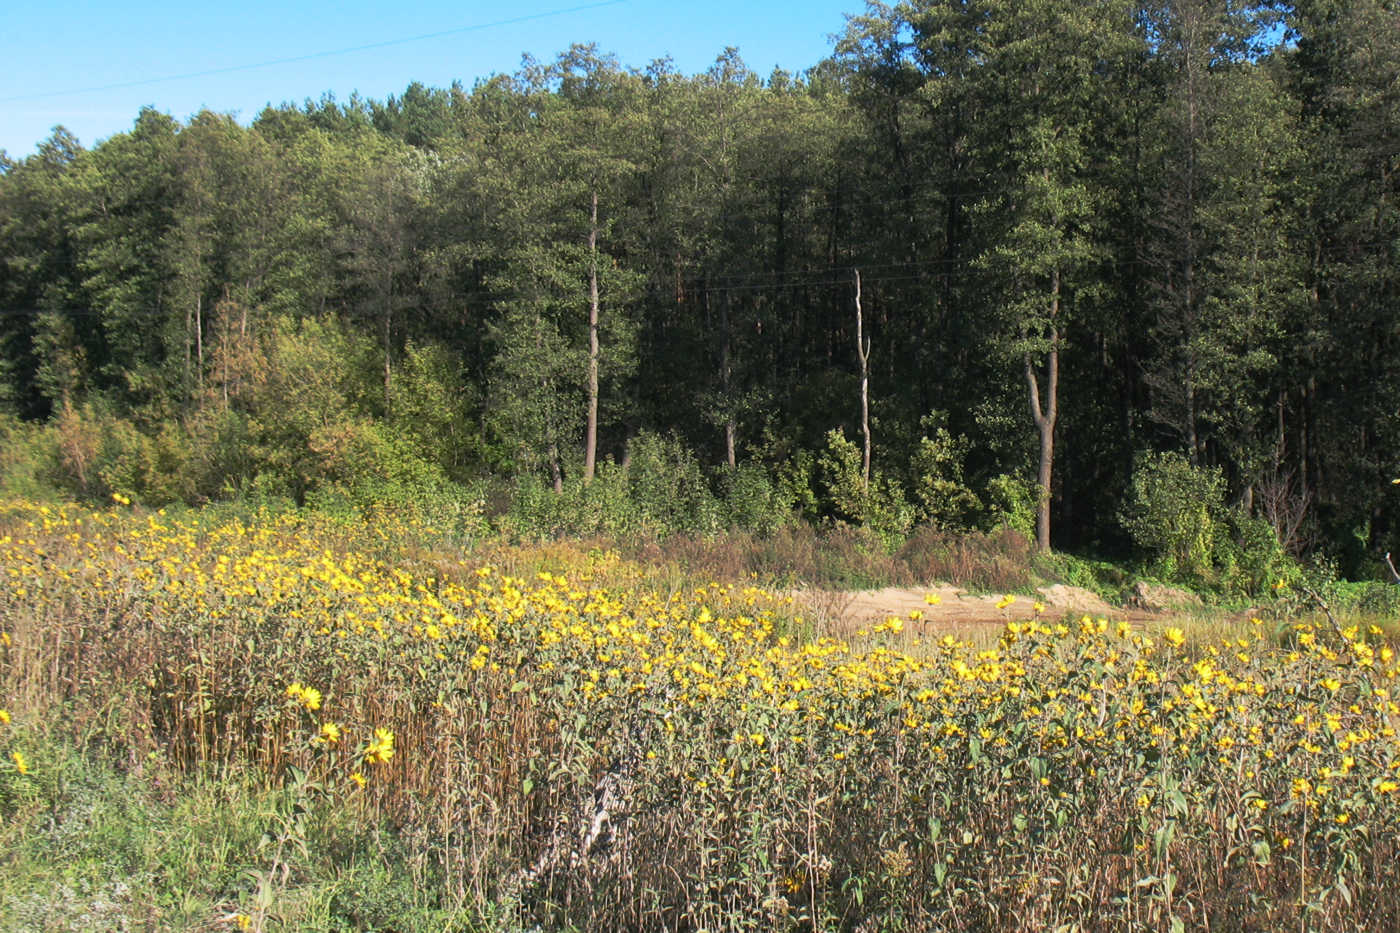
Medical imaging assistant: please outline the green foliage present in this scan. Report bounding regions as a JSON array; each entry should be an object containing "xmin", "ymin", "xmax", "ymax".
[
  {"xmin": 0, "ymin": 414, "xmax": 59, "ymax": 501},
  {"xmin": 1120, "ymin": 451, "xmax": 1225, "ymax": 582},
  {"xmin": 48, "ymin": 401, "xmax": 194, "ymax": 505},
  {"xmin": 1215, "ymin": 510, "xmax": 1301, "ymax": 598},
  {"xmin": 1034, "ymin": 550, "xmax": 1132, "ymax": 601},
  {"xmin": 749, "ymin": 422, "xmax": 819, "ymax": 523},
  {"xmin": 304, "ymin": 419, "xmax": 488, "ymax": 540},
  {"xmin": 185, "ymin": 406, "xmax": 259, "ymax": 500},
  {"xmin": 484, "ymin": 298, "xmax": 582, "ymax": 479},
  {"xmin": 717, "ymin": 462, "xmax": 796, "ymax": 536},
  {"xmin": 0, "ymin": 14, "xmax": 1394, "ymax": 570},
  {"xmin": 174, "ymin": 314, "xmax": 383, "ymax": 505},
  {"xmin": 908, "ymin": 412, "xmax": 982, "ymax": 530},
  {"xmin": 1113, "ymin": 455, "xmax": 1296, "ymax": 597},
  {"xmin": 624, "ymin": 431, "xmax": 722, "ymax": 537},
  {"xmin": 816, "ymin": 427, "xmax": 867, "ymax": 524},
  {"xmin": 816, "ymin": 428, "xmax": 914, "ymax": 548},
  {"xmin": 1318, "ymin": 578, "xmax": 1400, "ymax": 620},
  {"xmin": 386, "ymin": 340, "xmax": 485, "ymax": 480},
  {"xmin": 983, "ymin": 472, "xmax": 1038, "ymax": 539},
  {"xmin": 0, "ymin": 735, "xmax": 462, "ymax": 931},
  {"xmin": 501, "ymin": 432, "xmax": 723, "ymax": 540}
]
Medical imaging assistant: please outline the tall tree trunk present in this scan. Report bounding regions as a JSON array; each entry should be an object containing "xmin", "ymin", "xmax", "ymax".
[
  {"xmin": 1026, "ymin": 273, "xmax": 1060, "ymax": 553},
  {"xmin": 1179, "ymin": 11, "xmax": 1204, "ymax": 465},
  {"xmin": 383, "ymin": 294, "xmax": 393, "ymax": 416},
  {"xmin": 584, "ymin": 189, "xmax": 600, "ymax": 483},
  {"xmin": 184, "ymin": 298, "xmax": 193, "ymax": 403},
  {"xmin": 720, "ymin": 289, "xmax": 736, "ymax": 468},
  {"xmin": 221, "ymin": 304, "xmax": 230, "ymax": 411},
  {"xmin": 855, "ymin": 269, "xmax": 871, "ymax": 490},
  {"xmin": 195, "ymin": 294, "xmax": 203, "ymax": 397}
]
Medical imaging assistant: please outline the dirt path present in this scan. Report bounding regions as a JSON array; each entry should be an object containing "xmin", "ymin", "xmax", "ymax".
[{"xmin": 792, "ymin": 583, "xmax": 1168, "ymax": 636}]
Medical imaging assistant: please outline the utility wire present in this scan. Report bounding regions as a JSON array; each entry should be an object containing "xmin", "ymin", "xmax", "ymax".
[
  {"xmin": 0, "ymin": 247, "xmax": 1369, "ymax": 318},
  {"xmin": 0, "ymin": 265, "xmax": 1077, "ymax": 321},
  {"xmin": 0, "ymin": 1, "xmax": 628, "ymax": 104}
]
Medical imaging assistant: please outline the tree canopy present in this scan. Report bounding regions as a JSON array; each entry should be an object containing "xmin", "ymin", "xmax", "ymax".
[{"xmin": 2, "ymin": 1, "xmax": 1398, "ymax": 576}]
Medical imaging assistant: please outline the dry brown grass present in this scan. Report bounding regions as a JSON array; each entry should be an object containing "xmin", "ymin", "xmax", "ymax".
[
  {"xmin": 896, "ymin": 524, "xmax": 1037, "ymax": 592},
  {"xmin": 605, "ymin": 521, "xmax": 1042, "ymax": 594}
]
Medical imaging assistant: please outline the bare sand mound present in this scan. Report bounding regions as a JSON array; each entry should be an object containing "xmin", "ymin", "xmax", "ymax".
[{"xmin": 793, "ymin": 583, "xmax": 1157, "ymax": 633}]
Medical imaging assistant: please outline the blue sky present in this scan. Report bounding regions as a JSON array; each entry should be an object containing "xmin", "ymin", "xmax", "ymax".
[{"xmin": 0, "ymin": 1, "xmax": 860, "ymax": 159}]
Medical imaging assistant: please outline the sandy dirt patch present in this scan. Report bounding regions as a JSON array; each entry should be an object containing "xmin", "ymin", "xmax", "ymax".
[{"xmin": 792, "ymin": 583, "xmax": 1163, "ymax": 634}]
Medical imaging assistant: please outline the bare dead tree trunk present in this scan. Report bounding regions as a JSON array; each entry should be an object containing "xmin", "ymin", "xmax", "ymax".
[
  {"xmin": 720, "ymin": 288, "xmax": 736, "ymax": 468},
  {"xmin": 383, "ymin": 287, "xmax": 393, "ymax": 416},
  {"xmin": 221, "ymin": 302, "xmax": 230, "ymax": 411},
  {"xmin": 184, "ymin": 298, "xmax": 192, "ymax": 402},
  {"xmin": 855, "ymin": 269, "xmax": 871, "ymax": 490},
  {"xmin": 584, "ymin": 189, "xmax": 600, "ymax": 484},
  {"xmin": 1026, "ymin": 273, "xmax": 1060, "ymax": 553},
  {"xmin": 1183, "ymin": 18, "xmax": 1202, "ymax": 466},
  {"xmin": 195, "ymin": 293, "xmax": 204, "ymax": 397}
]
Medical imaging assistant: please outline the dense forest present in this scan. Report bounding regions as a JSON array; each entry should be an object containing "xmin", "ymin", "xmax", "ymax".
[{"xmin": 0, "ymin": 0, "xmax": 1396, "ymax": 581}]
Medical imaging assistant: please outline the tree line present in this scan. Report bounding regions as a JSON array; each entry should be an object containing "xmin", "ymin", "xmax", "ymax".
[{"xmin": 0, "ymin": 0, "xmax": 1396, "ymax": 578}]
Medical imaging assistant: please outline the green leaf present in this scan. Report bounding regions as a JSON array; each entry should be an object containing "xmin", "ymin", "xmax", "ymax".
[{"xmin": 1154, "ymin": 820, "xmax": 1177, "ymax": 861}]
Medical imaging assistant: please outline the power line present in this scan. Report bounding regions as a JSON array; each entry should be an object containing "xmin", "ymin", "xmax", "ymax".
[
  {"xmin": 698, "ymin": 257, "xmax": 961, "ymax": 287},
  {"xmin": 690, "ymin": 268, "xmax": 983, "ymax": 297},
  {"xmin": 4, "ymin": 246, "xmax": 1383, "ymax": 318},
  {"xmin": 0, "ymin": 1, "xmax": 629, "ymax": 104}
]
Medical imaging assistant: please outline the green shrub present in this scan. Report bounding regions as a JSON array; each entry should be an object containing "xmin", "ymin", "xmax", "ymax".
[
  {"xmin": 187, "ymin": 406, "xmax": 258, "ymax": 500},
  {"xmin": 717, "ymin": 462, "xmax": 795, "ymax": 536},
  {"xmin": 817, "ymin": 428, "xmax": 868, "ymax": 525},
  {"xmin": 625, "ymin": 431, "xmax": 722, "ymax": 537},
  {"xmin": 776, "ymin": 447, "xmax": 819, "ymax": 522},
  {"xmin": 298, "ymin": 419, "xmax": 488, "ymax": 540},
  {"xmin": 1215, "ymin": 509, "xmax": 1300, "ymax": 598},
  {"xmin": 983, "ymin": 472, "xmax": 1037, "ymax": 539},
  {"xmin": 1033, "ymin": 551, "xmax": 1132, "ymax": 601},
  {"xmin": 747, "ymin": 421, "xmax": 819, "ymax": 522},
  {"xmin": 1119, "ymin": 451, "xmax": 1224, "ymax": 582},
  {"xmin": 0, "ymin": 414, "xmax": 60, "ymax": 501},
  {"xmin": 387, "ymin": 340, "xmax": 486, "ymax": 481},
  {"xmin": 816, "ymin": 428, "xmax": 914, "ymax": 548},
  {"xmin": 1301, "ymin": 575, "xmax": 1400, "ymax": 619},
  {"xmin": 908, "ymin": 413, "xmax": 982, "ymax": 531},
  {"xmin": 47, "ymin": 401, "xmax": 196, "ymax": 506},
  {"xmin": 504, "ymin": 433, "xmax": 734, "ymax": 542},
  {"xmin": 500, "ymin": 471, "xmax": 565, "ymax": 540}
]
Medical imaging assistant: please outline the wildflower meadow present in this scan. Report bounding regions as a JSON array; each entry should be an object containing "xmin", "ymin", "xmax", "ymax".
[{"xmin": 1, "ymin": 500, "xmax": 1398, "ymax": 930}]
